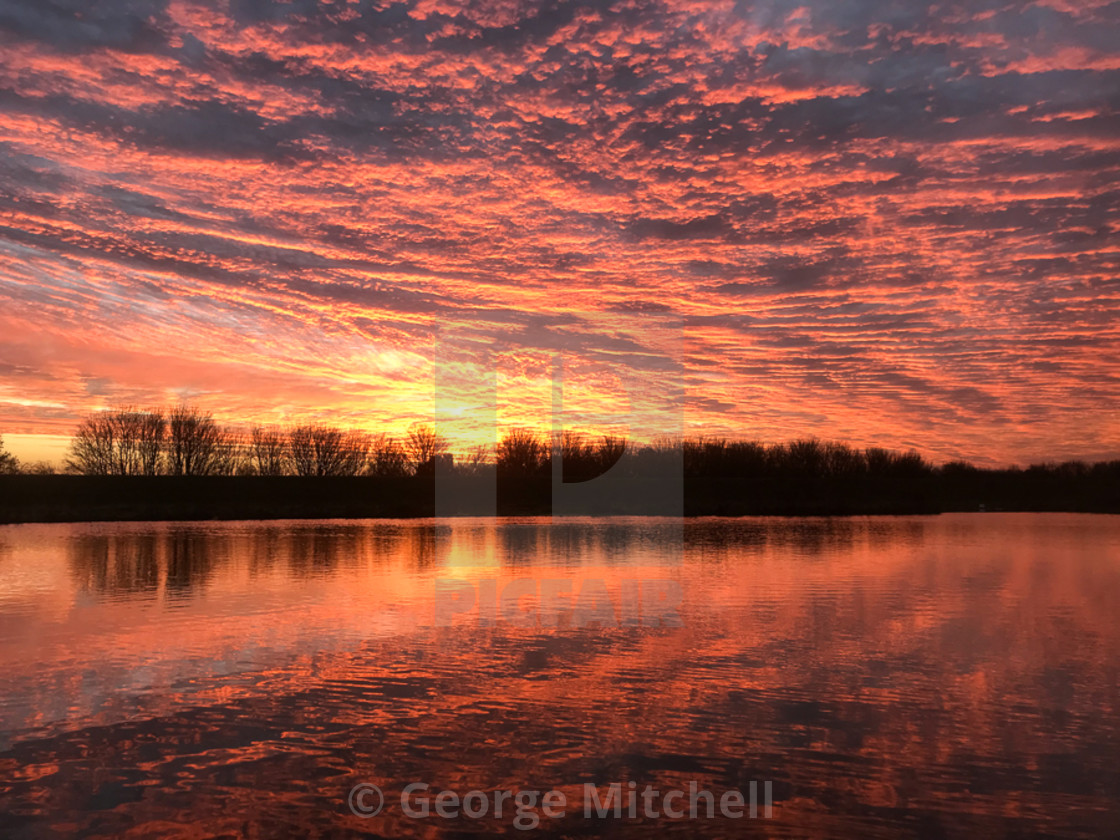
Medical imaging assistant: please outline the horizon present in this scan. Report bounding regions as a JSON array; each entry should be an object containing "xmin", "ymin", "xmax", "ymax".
[
  {"xmin": 3, "ymin": 420, "xmax": 1117, "ymax": 473},
  {"xmin": 1, "ymin": 1, "xmax": 1118, "ymax": 470}
]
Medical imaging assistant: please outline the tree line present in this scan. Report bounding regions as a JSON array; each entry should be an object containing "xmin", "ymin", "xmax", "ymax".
[
  {"xmin": 0, "ymin": 408, "xmax": 1116, "ymax": 504},
  {"xmin": 57, "ymin": 406, "xmax": 454, "ymax": 477},
  {"xmin": 52, "ymin": 406, "xmax": 641, "ymax": 479},
  {"xmin": 53, "ymin": 406, "xmax": 933, "ymax": 482}
]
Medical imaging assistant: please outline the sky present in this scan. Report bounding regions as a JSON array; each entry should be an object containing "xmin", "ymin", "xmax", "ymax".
[{"xmin": 0, "ymin": 0, "xmax": 1117, "ymax": 467}]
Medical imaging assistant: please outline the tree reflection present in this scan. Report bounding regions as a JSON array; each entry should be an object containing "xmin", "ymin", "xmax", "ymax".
[
  {"xmin": 68, "ymin": 533, "xmax": 161, "ymax": 596},
  {"xmin": 164, "ymin": 531, "xmax": 216, "ymax": 597}
]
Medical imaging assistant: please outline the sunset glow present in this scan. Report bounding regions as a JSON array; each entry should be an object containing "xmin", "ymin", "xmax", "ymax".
[{"xmin": 1, "ymin": 0, "xmax": 1118, "ymax": 466}]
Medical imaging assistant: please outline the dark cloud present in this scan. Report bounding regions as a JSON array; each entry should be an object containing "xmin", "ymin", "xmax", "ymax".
[
  {"xmin": 0, "ymin": 0, "xmax": 170, "ymax": 51},
  {"xmin": 628, "ymin": 214, "xmax": 733, "ymax": 241}
]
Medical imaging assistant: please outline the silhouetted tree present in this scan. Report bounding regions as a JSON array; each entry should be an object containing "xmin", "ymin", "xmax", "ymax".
[
  {"xmin": 560, "ymin": 430, "xmax": 594, "ymax": 481},
  {"xmin": 782, "ymin": 438, "xmax": 827, "ymax": 474},
  {"xmin": 497, "ymin": 428, "xmax": 549, "ymax": 476},
  {"xmin": 595, "ymin": 434, "xmax": 627, "ymax": 471},
  {"xmin": 66, "ymin": 408, "xmax": 165, "ymax": 475},
  {"xmin": 223, "ymin": 430, "xmax": 255, "ymax": 476},
  {"xmin": 865, "ymin": 446, "xmax": 926, "ymax": 477},
  {"xmin": 559, "ymin": 431, "xmax": 629, "ymax": 481},
  {"xmin": 330, "ymin": 430, "xmax": 371, "ymax": 476},
  {"xmin": 0, "ymin": 435, "xmax": 19, "ymax": 475},
  {"xmin": 823, "ymin": 441, "xmax": 863, "ymax": 477},
  {"xmin": 682, "ymin": 436, "xmax": 762, "ymax": 478},
  {"xmin": 368, "ymin": 433, "xmax": 410, "ymax": 477},
  {"xmin": 67, "ymin": 414, "xmax": 114, "ymax": 474},
  {"xmin": 288, "ymin": 424, "xmax": 369, "ymax": 476},
  {"xmin": 405, "ymin": 424, "xmax": 449, "ymax": 475},
  {"xmin": 249, "ymin": 426, "xmax": 289, "ymax": 476},
  {"xmin": 167, "ymin": 405, "xmax": 227, "ymax": 476},
  {"xmin": 124, "ymin": 408, "xmax": 166, "ymax": 475},
  {"xmin": 288, "ymin": 426, "xmax": 315, "ymax": 476},
  {"xmin": 560, "ymin": 430, "xmax": 589, "ymax": 460}
]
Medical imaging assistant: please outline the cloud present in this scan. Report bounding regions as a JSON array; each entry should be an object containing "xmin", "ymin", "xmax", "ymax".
[{"xmin": 0, "ymin": 0, "xmax": 1116, "ymax": 463}]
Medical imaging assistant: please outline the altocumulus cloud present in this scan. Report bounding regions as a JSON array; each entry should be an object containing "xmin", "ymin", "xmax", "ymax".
[{"xmin": 0, "ymin": 0, "xmax": 1117, "ymax": 464}]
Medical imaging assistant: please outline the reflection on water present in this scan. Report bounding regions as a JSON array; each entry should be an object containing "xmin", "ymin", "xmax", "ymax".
[{"xmin": 0, "ymin": 514, "xmax": 1117, "ymax": 837}]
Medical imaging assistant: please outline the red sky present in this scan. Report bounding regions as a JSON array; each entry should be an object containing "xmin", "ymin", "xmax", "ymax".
[{"xmin": 0, "ymin": 0, "xmax": 1118, "ymax": 466}]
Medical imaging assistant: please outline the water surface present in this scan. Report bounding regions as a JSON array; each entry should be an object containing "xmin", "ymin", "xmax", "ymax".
[{"xmin": 1, "ymin": 514, "xmax": 1117, "ymax": 837}]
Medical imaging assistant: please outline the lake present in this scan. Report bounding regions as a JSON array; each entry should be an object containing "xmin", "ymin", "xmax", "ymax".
[{"xmin": 1, "ymin": 514, "xmax": 1117, "ymax": 837}]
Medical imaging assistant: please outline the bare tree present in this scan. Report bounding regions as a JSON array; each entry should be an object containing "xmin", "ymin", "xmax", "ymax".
[
  {"xmin": 110, "ymin": 410, "xmax": 144, "ymax": 476},
  {"xmin": 249, "ymin": 426, "xmax": 290, "ymax": 476},
  {"xmin": 782, "ymin": 438, "xmax": 826, "ymax": 474},
  {"xmin": 559, "ymin": 431, "xmax": 627, "ymax": 481},
  {"xmin": 167, "ymin": 405, "xmax": 227, "ymax": 476},
  {"xmin": 324, "ymin": 429, "xmax": 369, "ymax": 476},
  {"xmin": 67, "ymin": 414, "xmax": 115, "ymax": 474},
  {"xmin": 559, "ymin": 430, "xmax": 594, "ymax": 481},
  {"xmin": 66, "ymin": 408, "xmax": 165, "ymax": 475},
  {"xmin": 288, "ymin": 424, "xmax": 369, "ymax": 476},
  {"xmin": 561, "ymin": 430, "xmax": 590, "ymax": 462},
  {"xmin": 126, "ymin": 409, "xmax": 166, "ymax": 475},
  {"xmin": 288, "ymin": 425, "xmax": 316, "ymax": 477},
  {"xmin": 368, "ymin": 433, "xmax": 410, "ymax": 477},
  {"xmin": 823, "ymin": 441, "xmax": 862, "ymax": 477},
  {"xmin": 497, "ymin": 427, "xmax": 549, "ymax": 476},
  {"xmin": 217, "ymin": 429, "xmax": 251, "ymax": 476},
  {"xmin": 0, "ymin": 435, "xmax": 19, "ymax": 475},
  {"xmin": 405, "ymin": 423, "xmax": 449, "ymax": 475},
  {"xmin": 595, "ymin": 434, "xmax": 627, "ymax": 470}
]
